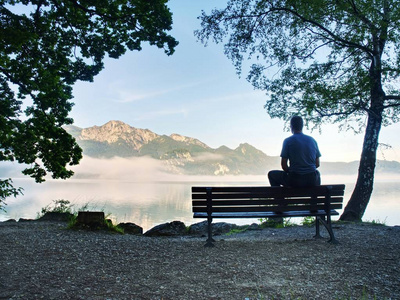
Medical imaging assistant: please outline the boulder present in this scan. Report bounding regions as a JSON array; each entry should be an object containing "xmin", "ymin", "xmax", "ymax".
[
  {"xmin": 38, "ymin": 212, "xmax": 73, "ymax": 222},
  {"xmin": 18, "ymin": 218, "xmax": 35, "ymax": 222},
  {"xmin": 4, "ymin": 219, "xmax": 17, "ymax": 223},
  {"xmin": 247, "ymin": 223, "xmax": 262, "ymax": 231},
  {"xmin": 188, "ymin": 221, "xmax": 238, "ymax": 236},
  {"xmin": 144, "ymin": 221, "xmax": 187, "ymax": 237},
  {"xmin": 117, "ymin": 222, "xmax": 143, "ymax": 235}
]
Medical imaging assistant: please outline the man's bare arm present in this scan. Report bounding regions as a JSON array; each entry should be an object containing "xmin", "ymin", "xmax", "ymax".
[{"xmin": 281, "ymin": 157, "xmax": 289, "ymax": 172}]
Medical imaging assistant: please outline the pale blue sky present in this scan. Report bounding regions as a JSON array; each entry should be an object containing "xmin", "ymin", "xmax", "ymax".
[{"xmin": 70, "ymin": 0, "xmax": 400, "ymax": 163}]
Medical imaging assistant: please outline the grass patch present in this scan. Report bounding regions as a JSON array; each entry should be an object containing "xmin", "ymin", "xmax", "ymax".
[
  {"xmin": 363, "ymin": 218, "xmax": 387, "ymax": 226},
  {"xmin": 67, "ymin": 215, "xmax": 124, "ymax": 234},
  {"xmin": 226, "ymin": 226, "xmax": 249, "ymax": 236},
  {"xmin": 258, "ymin": 218, "xmax": 296, "ymax": 229},
  {"xmin": 105, "ymin": 219, "xmax": 125, "ymax": 234}
]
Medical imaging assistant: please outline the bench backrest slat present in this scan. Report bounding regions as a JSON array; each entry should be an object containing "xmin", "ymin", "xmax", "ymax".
[
  {"xmin": 192, "ymin": 185, "xmax": 345, "ymax": 197},
  {"xmin": 192, "ymin": 197, "xmax": 344, "ymax": 207}
]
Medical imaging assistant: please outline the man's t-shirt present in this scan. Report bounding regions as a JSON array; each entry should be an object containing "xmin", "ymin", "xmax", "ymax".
[{"xmin": 281, "ymin": 133, "xmax": 321, "ymax": 174}]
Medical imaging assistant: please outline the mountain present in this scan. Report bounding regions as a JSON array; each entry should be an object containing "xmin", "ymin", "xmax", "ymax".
[
  {"xmin": 64, "ymin": 120, "xmax": 400, "ymax": 176},
  {"xmin": 65, "ymin": 121, "xmax": 279, "ymax": 175}
]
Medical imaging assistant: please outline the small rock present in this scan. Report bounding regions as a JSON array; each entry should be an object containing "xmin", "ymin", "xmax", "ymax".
[
  {"xmin": 188, "ymin": 221, "xmax": 238, "ymax": 236},
  {"xmin": 247, "ymin": 223, "xmax": 261, "ymax": 231},
  {"xmin": 38, "ymin": 212, "xmax": 73, "ymax": 222}
]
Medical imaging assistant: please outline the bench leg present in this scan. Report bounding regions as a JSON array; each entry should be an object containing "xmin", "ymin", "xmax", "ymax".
[
  {"xmin": 313, "ymin": 216, "xmax": 323, "ymax": 239},
  {"xmin": 204, "ymin": 217, "xmax": 215, "ymax": 247},
  {"xmin": 319, "ymin": 216, "xmax": 339, "ymax": 244}
]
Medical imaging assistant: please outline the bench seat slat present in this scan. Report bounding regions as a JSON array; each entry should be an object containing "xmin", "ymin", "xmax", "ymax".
[
  {"xmin": 192, "ymin": 184, "xmax": 345, "ymax": 193},
  {"xmin": 193, "ymin": 209, "xmax": 339, "ymax": 219},
  {"xmin": 192, "ymin": 192, "xmax": 345, "ymax": 199}
]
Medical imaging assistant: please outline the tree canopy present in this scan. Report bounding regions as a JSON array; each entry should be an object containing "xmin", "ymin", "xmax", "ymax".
[
  {"xmin": 196, "ymin": 0, "xmax": 400, "ymax": 221},
  {"xmin": 0, "ymin": 0, "xmax": 178, "ymax": 209}
]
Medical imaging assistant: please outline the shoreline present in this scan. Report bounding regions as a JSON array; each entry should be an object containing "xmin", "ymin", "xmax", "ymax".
[
  {"xmin": 1, "ymin": 212, "xmax": 399, "ymax": 233},
  {"xmin": 2, "ymin": 178, "xmax": 400, "ymax": 228}
]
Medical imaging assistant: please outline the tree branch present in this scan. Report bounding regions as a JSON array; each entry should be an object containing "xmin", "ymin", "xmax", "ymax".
[
  {"xmin": 383, "ymin": 104, "xmax": 400, "ymax": 110},
  {"xmin": 315, "ymin": 107, "xmax": 358, "ymax": 118},
  {"xmin": 269, "ymin": 5, "xmax": 373, "ymax": 57},
  {"xmin": 384, "ymin": 95, "xmax": 400, "ymax": 101}
]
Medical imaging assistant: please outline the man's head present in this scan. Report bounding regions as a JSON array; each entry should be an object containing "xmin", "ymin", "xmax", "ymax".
[{"xmin": 290, "ymin": 116, "xmax": 303, "ymax": 133}]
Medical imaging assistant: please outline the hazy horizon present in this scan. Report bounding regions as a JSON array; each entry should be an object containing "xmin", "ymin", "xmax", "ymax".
[{"xmin": 2, "ymin": 156, "xmax": 400, "ymax": 183}]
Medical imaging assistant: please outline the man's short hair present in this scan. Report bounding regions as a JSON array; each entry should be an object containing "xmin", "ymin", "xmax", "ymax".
[{"xmin": 290, "ymin": 116, "xmax": 303, "ymax": 131}]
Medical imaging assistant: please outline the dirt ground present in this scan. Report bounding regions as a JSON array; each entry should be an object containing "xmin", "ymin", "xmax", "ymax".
[{"xmin": 0, "ymin": 220, "xmax": 399, "ymax": 299}]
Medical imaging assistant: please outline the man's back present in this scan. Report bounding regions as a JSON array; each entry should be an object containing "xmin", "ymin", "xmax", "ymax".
[
  {"xmin": 281, "ymin": 133, "xmax": 320, "ymax": 174},
  {"xmin": 268, "ymin": 115, "xmax": 321, "ymax": 187}
]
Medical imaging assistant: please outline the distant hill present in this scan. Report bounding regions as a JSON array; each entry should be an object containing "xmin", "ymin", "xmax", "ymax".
[{"xmin": 64, "ymin": 120, "xmax": 400, "ymax": 176}]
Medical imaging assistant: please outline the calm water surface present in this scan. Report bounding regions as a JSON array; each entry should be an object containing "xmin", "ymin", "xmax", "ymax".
[{"xmin": 1, "ymin": 175, "xmax": 399, "ymax": 231}]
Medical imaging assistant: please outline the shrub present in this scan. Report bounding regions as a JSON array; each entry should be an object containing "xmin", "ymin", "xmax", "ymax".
[{"xmin": 37, "ymin": 199, "xmax": 73, "ymax": 218}]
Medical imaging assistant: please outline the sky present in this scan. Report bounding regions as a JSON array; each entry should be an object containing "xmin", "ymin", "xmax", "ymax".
[{"xmin": 70, "ymin": 0, "xmax": 400, "ymax": 163}]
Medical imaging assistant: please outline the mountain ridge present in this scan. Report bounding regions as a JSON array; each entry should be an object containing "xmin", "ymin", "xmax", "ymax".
[
  {"xmin": 64, "ymin": 120, "xmax": 400, "ymax": 176},
  {"xmin": 65, "ymin": 120, "xmax": 279, "ymax": 175}
]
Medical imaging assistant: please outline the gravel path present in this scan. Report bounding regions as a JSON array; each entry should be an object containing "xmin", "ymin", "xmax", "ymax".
[{"xmin": 0, "ymin": 221, "xmax": 399, "ymax": 299}]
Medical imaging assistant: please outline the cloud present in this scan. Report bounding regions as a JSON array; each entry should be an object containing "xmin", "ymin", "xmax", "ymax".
[
  {"xmin": 114, "ymin": 80, "xmax": 206, "ymax": 103},
  {"xmin": 199, "ymin": 90, "xmax": 265, "ymax": 104},
  {"xmin": 116, "ymin": 87, "xmax": 180, "ymax": 103}
]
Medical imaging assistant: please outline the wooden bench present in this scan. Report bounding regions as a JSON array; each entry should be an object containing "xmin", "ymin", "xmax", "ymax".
[{"xmin": 192, "ymin": 184, "xmax": 345, "ymax": 247}]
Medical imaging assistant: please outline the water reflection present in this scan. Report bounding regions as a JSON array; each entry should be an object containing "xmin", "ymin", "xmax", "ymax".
[{"xmin": 1, "ymin": 175, "xmax": 399, "ymax": 230}]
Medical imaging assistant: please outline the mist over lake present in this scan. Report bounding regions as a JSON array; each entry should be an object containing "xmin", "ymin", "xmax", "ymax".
[{"xmin": 1, "ymin": 170, "xmax": 399, "ymax": 231}]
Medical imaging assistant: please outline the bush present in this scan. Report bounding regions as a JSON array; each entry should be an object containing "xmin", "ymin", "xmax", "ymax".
[{"xmin": 37, "ymin": 199, "xmax": 74, "ymax": 218}]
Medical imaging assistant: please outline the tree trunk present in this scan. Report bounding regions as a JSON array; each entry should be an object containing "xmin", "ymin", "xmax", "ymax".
[
  {"xmin": 76, "ymin": 211, "xmax": 107, "ymax": 229},
  {"xmin": 340, "ymin": 31, "xmax": 387, "ymax": 221},
  {"xmin": 339, "ymin": 111, "xmax": 383, "ymax": 221}
]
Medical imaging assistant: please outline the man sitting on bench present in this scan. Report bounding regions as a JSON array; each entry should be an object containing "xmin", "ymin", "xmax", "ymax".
[{"xmin": 268, "ymin": 115, "xmax": 321, "ymax": 187}]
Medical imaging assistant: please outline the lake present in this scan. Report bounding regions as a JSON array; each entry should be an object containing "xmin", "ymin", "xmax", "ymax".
[{"xmin": 1, "ymin": 175, "xmax": 399, "ymax": 231}]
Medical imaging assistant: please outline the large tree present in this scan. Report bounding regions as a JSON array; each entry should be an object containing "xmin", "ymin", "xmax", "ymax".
[
  {"xmin": 0, "ymin": 0, "xmax": 178, "ymax": 209},
  {"xmin": 196, "ymin": 0, "xmax": 400, "ymax": 221}
]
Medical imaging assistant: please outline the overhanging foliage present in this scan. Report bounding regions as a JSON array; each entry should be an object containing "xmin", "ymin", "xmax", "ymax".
[{"xmin": 0, "ymin": 0, "xmax": 178, "ymax": 209}]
